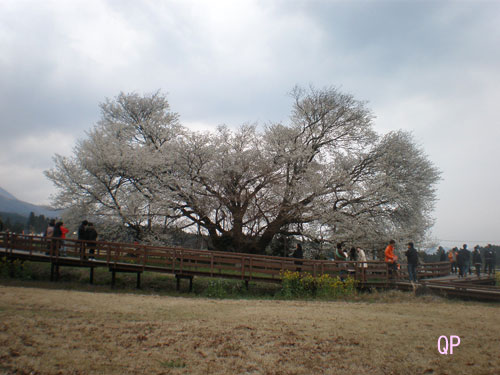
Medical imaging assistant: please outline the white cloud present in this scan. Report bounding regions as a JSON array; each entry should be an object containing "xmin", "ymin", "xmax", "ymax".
[
  {"xmin": 0, "ymin": 131, "xmax": 75, "ymax": 205},
  {"xmin": 0, "ymin": 164, "xmax": 54, "ymax": 205}
]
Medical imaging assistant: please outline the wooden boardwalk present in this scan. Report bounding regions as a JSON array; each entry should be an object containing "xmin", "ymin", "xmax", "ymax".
[
  {"xmin": 0, "ymin": 232, "xmax": 478, "ymax": 295},
  {"xmin": 395, "ymin": 274, "xmax": 499, "ymax": 302}
]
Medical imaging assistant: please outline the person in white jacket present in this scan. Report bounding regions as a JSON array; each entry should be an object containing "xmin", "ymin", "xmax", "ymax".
[{"xmin": 357, "ymin": 247, "xmax": 368, "ymax": 282}]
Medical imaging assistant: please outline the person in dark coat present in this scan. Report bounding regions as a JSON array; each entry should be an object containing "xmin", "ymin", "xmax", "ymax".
[
  {"xmin": 78, "ymin": 220, "xmax": 88, "ymax": 259},
  {"xmin": 349, "ymin": 247, "xmax": 357, "ymax": 261},
  {"xmin": 405, "ymin": 242, "xmax": 419, "ymax": 283},
  {"xmin": 77, "ymin": 220, "xmax": 88, "ymax": 240},
  {"xmin": 457, "ymin": 245, "xmax": 468, "ymax": 278},
  {"xmin": 472, "ymin": 245, "xmax": 482, "ymax": 278},
  {"xmin": 438, "ymin": 246, "xmax": 447, "ymax": 262},
  {"xmin": 484, "ymin": 244, "xmax": 495, "ymax": 276},
  {"xmin": 53, "ymin": 221, "xmax": 68, "ymax": 256},
  {"xmin": 462, "ymin": 244, "xmax": 472, "ymax": 275},
  {"xmin": 492, "ymin": 248, "xmax": 497, "ymax": 275},
  {"xmin": 85, "ymin": 222, "xmax": 98, "ymax": 259},
  {"xmin": 292, "ymin": 243, "xmax": 303, "ymax": 272}
]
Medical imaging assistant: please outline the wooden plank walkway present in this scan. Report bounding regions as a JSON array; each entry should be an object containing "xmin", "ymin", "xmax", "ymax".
[
  {"xmin": 0, "ymin": 232, "xmax": 466, "ymax": 293},
  {"xmin": 395, "ymin": 274, "xmax": 499, "ymax": 302}
]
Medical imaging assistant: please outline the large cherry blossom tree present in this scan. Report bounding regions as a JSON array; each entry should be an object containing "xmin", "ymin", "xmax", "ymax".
[{"xmin": 46, "ymin": 87, "xmax": 440, "ymax": 254}]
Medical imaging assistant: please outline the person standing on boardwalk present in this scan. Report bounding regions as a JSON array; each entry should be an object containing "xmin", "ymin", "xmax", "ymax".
[
  {"xmin": 457, "ymin": 245, "xmax": 468, "ymax": 278},
  {"xmin": 491, "ymin": 247, "xmax": 496, "ymax": 275},
  {"xmin": 78, "ymin": 220, "xmax": 88, "ymax": 240},
  {"xmin": 462, "ymin": 244, "xmax": 471, "ymax": 276},
  {"xmin": 405, "ymin": 242, "xmax": 419, "ymax": 283},
  {"xmin": 357, "ymin": 247, "xmax": 368, "ymax": 282},
  {"xmin": 438, "ymin": 246, "xmax": 447, "ymax": 262},
  {"xmin": 452, "ymin": 247, "xmax": 459, "ymax": 274},
  {"xmin": 53, "ymin": 221, "xmax": 69, "ymax": 256},
  {"xmin": 60, "ymin": 222, "xmax": 69, "ymax": 239},
  {"xmin": 472, "ymin": 245, "xmax": 482, "ymax": 278},
  {"xmin": 52, "ymin": 221, "xmax": 63, "ymax": 256},
  {"xmin": 385, "ymin": 239, "xmax": 398, "ymax": 280},
  {"xmin": 86, "ymin": 222, "xmax": 98, "ymax": 260},
  {"xmin": 484, "ymin": 244, "xmax": 495, "ymax": 276},
  {"xmin": 349, "ymin": 247, "xmax": 357, "ymax": 261},
  {"xmin": 60, "ymin": 222, "xmax": 69, "ymax": 256},
  {"xmin": 44, "ymin": 219, "xmax": 56, "ymax": 254},
  {"xmin": 448, "ymin": 248, "xmax": 456, "ymax": 274},
  {"xmin": 292, "ymin": 243, "xmax": 303, "ymax": 272},
  {"xmin": 78, "ymin": 220, "xmax": 88, "ymax": 259},
  {"xmin": 334, "ymin": 243, "xmax": 349, "ymax": 279},
  {"xmin": 44, "ymin": 219, "xmax": 55, "ymax": 238},
  {"xmin": 335, "ymin": 243, "xmax": 348, "ymax": 261}
]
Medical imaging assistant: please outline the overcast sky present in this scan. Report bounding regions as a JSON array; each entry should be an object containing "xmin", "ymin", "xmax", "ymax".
[{"xmin": 1, "ymin": 0, "xmax": 499, "ymax": 246}]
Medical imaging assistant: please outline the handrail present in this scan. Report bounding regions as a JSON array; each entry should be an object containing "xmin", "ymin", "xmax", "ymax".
[{"xmin": 0, "ymin": 232, "xmax": 451, "ymax": 283}]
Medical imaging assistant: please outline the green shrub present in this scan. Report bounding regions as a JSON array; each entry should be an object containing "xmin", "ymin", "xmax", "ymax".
[
  {"xmin": 0, "ymin": 257, "xmax": 7, "ymax": 278},
  {"xmin": 202, "ymin": 279, "xmax": 250, "ymax": 298},
  {"xmin": 280, "ymin": 270, "xmax": 357, "ymax": 299},
  {"xmin": 204, "ymin": 279, "xmax": 229, "ymax": 298},
  {"xmin": 0, "ymin": 257, "xmax": 32, "ymax": 279}
]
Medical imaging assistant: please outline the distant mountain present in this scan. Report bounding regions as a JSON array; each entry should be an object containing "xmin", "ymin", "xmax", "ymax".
[
  {"xmin": 0, "ymin": 187, "xmax": 17, "ymax": 200},
  {"xmin": 0, "ymin": 211, "xmax": 28, "ymax": 225},
  {"xmin": 0, "ymin": 186, "xmax": 60, "ymax": 218}
]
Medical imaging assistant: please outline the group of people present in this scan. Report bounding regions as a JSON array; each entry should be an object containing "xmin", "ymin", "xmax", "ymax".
[
  {"xmin": 42, "ymin": 219, "xmax": 98, "ymax": 258},
  {"xmin": 340, "ymin": 245, "xmax": 369, "ymax": 268},
  {"xmin": 384, "ymin": 240, "xmax": 419, "ymax": 283},
  {"xmin": 384, "ymin": 240, "xmax": 497, "ymax": 283},
  {"xmin": 291, "ymin": 243, "xmax": 369, "ymax": 264},
  {"xmin": 447, "ymin": 244, "xmax": 496, "ymax": 278},
  {"xmin": 44, "ymin": 219, "xmax": 70, "ymax": 255},
  {"xmin": 77, "ymin": 220, "xmax": 98, "ymax": 259},
  {"xmin": 291, "ymin": 242, "xmax": 370, "ymax": 280},
  {"xmin": 45, "ymin": 219, "xmax": 69, "ymax": 239}
]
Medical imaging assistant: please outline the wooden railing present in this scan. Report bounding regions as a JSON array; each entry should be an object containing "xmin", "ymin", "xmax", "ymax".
[
  {"xmin": 398, "ymin": 261, "xmax": 451, "ymax": 279},
  {"xmin": 0, "ymin": 232, "xmax": 450, "ymax": 285}
]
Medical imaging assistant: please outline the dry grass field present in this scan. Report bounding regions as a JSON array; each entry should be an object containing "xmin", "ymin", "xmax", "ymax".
[{"xmin": 0, "ymin": 285, "xmax": 499, "ymax": 375}]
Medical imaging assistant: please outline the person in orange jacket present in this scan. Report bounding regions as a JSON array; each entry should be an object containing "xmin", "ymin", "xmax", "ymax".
[
  {"xmin": 448, "ymin": 248, "xmax": 458, "ymax": 274},
  {"xmin": 385, "ymin": 239, "xmax": 398, "ymax": 279}
]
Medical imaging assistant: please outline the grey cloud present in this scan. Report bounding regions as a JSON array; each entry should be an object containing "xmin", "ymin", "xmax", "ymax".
[{"xmin": 1, "ymin": 0, "xmax": 500, "ymax": 243}]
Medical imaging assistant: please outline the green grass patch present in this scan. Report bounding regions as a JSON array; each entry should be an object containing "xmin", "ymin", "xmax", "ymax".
[{"xmin": 0, "ymin": 260, "xmax": 282, "ymax": 299}]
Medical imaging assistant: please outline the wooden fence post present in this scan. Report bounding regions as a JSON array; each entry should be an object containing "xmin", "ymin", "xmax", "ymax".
[{"xmin": 210, "ymin": 253, "xmax": 214, "ymax": 277}]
